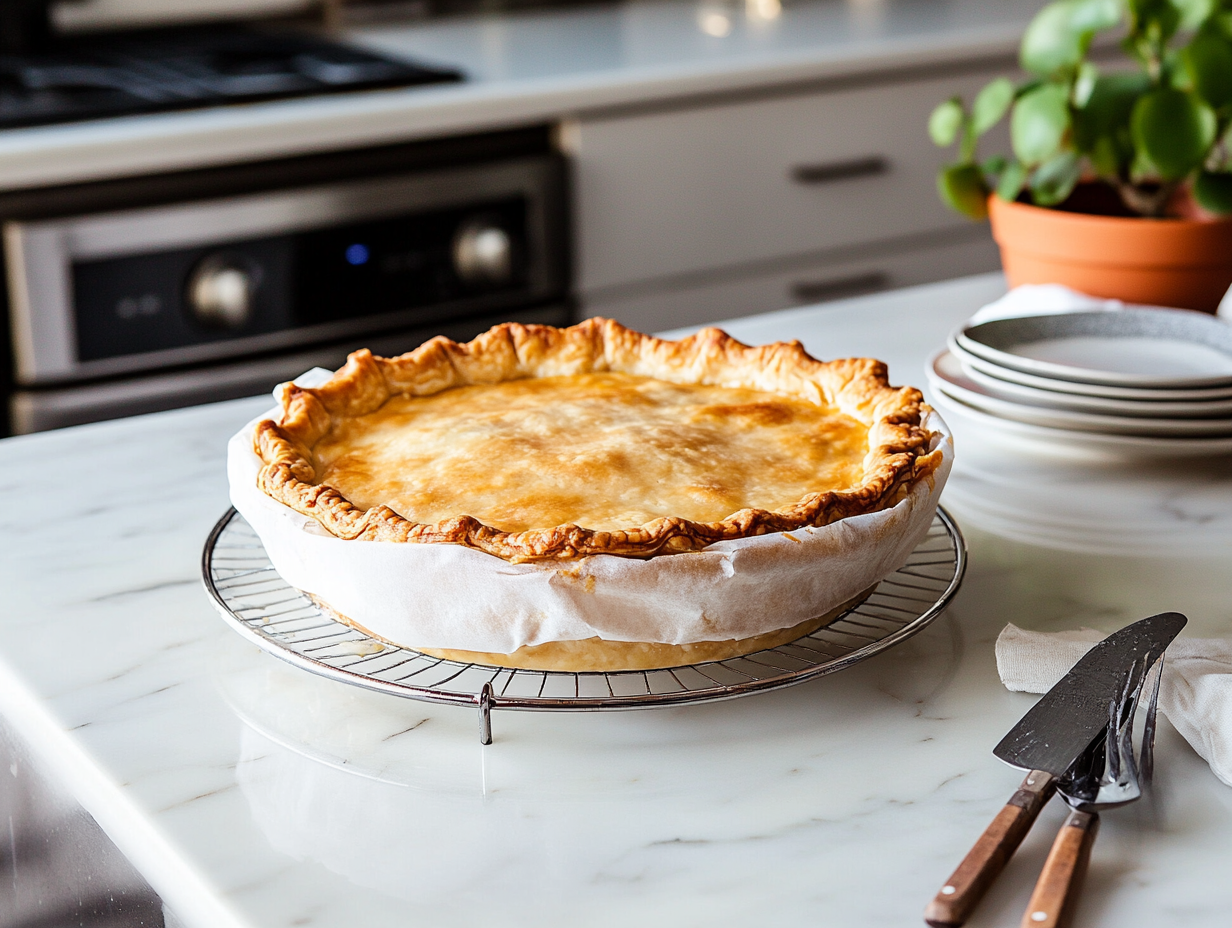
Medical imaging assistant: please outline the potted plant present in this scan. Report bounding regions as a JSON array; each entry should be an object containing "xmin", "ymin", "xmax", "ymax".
[{"xmin": 930, "ymin": 0, "xmax": 1232, "ymax": 312}]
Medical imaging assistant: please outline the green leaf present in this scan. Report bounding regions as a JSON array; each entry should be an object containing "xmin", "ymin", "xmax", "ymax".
[
  {"xmin": 1021, "ymin": 2, "xmax": 1091, "ymax": 76},
  {"xmin": 1072, "ymin": 72, "xmax": 1152, "ymax": 151},
  {"xmin": 1089, "ymin": 134, "xmax": 1124, "ymax": 176},
  {"xmin": 1016, "ymin": 78, "xmax": 1045, "ymax": 98},
  {"xmin": 1130, "ymin": 148, "xmax": 1157, "ymax": 184},
  {"xmin": 929, "ymin": 98, "xmax": 966, "ymax": 147},
  {"xmin": 937, "ymin": 163, "xmax": 991, "ymax": 219},
  {"xmin": 971, "ymin": 78, "xmax": 1016, "ymax": 135},
  {"xmin": 1212, "ymin": 11, "xmax": 1232, "ymax": 40},
  {"xmin": 982, "ymin": 154, "xmax": 1009, "ymax": 175},
  {"xmin": 1193, "ymin": 170, "xmax": 1232, "ymax": 212},
  {"xmin": 1030, "ymin": 151, "xmax": 1083, "ymax": 205},
  {"xmin": 1012, "ymin": 83, "xmax": 1072, "ymax": 164},
  {"xmin": 959, "ymin": 123, "xmax": 979, "ymax": 162},
  {"xmin": 1070, "ymin": 0, "xmax": 1122, "ymax": 32},
  {"xmin": 997, "ymin": 160, "xmax": 1029, "ymax": 201},
  {"xmin": 1020, "ymin": 0, "xmax": 1119, "ymax": 77},
  {"xmin": 1182, "ymin": 28, "xmax": 1232, "ymax": 109},
  {"xmin": 1169, "ymin": 47, "xmax": 1195, "ymax": 91},
  {"xmin": 1073, "ymin": 61, "xmax": 1099, "ymax": 107},
  {"xmin": 1154, "ymin": 0, "xmax": 1182, "ymax": 42},
  {"xmin": 1131, "ymin": 89, "xmax": 1218, "ymax": 180},
  {"xmin": 1171, "ymin": 0, "xmax": 1216, "ymax": 32}
]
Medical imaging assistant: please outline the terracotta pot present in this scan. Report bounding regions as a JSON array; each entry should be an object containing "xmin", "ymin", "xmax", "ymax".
[{"xmin": 987, "ymin": 194, "xmax": 1232, "ymax": 313}]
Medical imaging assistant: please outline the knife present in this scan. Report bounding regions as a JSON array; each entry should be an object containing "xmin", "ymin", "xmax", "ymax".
[{"xmin": 923, "ymin": 611, "xmax": 1186, "ymax": 928}]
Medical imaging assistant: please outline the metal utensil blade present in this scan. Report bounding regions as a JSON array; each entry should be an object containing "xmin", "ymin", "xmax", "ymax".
[{"xmin": 993, "ymin": 612, "xmax": 1186, "ymax": 776}]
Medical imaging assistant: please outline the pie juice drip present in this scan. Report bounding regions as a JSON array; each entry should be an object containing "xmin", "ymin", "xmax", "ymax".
[{"xmin": 310, "ymin": 371, "xmax": 869, "ymax": 533}]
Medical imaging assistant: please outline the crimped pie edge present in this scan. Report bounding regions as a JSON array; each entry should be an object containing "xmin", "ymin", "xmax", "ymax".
[{"xmin": 252, "ymin": 317, "xmax": 942, "ymax": 561}]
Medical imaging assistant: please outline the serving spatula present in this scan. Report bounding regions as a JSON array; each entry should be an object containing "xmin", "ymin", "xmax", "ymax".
[
  {"xmin": 1018, "ymin": 649, "xmax": 1164, "ymax": 928},
  {"xmin": 923, "ymin": 611, "xmax": 1186, "ymax": 927}
]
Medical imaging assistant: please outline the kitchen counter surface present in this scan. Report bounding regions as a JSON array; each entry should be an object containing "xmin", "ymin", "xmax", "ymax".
[
  {"xmin": 0, "ymin": 0, "xmax": 1034, "ymax": 191},
  {"xmin": 3, "ymin": 272, "xmax": 1232, "ymax": 928}
]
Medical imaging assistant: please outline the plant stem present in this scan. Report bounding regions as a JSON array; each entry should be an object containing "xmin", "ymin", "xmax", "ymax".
[{"xmin": 1115, "ymin": 180, "xmax": 1177, "ymax": 218}]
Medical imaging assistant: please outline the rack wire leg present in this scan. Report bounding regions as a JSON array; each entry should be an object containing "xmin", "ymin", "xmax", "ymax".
[{"xmin": 478, "ymin": 682, "xmax": 493, "ymax": 745}]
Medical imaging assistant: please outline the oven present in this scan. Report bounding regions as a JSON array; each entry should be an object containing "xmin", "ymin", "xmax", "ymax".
[{"xmin": 1, "ymin": 127, "xmax": 573, "ymax": 433}]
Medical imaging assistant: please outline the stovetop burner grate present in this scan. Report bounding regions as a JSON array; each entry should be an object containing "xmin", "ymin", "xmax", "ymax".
[{"xmin": 0, "ymin": 25, "xmax": 461, "ymax": 129}]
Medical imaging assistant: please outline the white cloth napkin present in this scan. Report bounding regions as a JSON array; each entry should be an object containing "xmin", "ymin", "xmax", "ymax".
[
  {"xmin": 969, "ymin": 283, "xmax": 1126, "ymax": 325},
  {"xmin": 996, "ymin": 623, "xmax": 1232, "ymax": 788},
  {"xmin": 969, "ymin": 282, "xmax": 1232, "ymax": 324}
]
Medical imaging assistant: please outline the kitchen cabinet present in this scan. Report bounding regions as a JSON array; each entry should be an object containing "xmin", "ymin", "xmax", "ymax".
[
  {"xmin": 571, "ymin": 63, "xmax": 1013, "ymax": 328},
  {"xmin": 587, "ymin": 225, "xmax": 997, "ymax": 332}
]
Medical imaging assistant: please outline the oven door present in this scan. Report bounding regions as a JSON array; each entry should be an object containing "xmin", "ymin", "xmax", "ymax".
[{"xmin": 6, "ymin": 153, "xmax": 568, "ymax": 388}]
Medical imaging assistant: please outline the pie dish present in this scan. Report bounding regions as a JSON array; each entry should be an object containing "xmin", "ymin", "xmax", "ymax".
[{"xmin": 236, "ymin": 317, "xmax": 949, "ymax": 671}]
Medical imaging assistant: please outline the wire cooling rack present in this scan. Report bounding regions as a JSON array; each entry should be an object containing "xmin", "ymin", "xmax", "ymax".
[{"xmin": 204, "ymin": 508, "xmax": 966, "ymax": 743}]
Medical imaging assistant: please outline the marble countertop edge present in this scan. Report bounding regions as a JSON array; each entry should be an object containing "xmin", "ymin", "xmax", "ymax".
[{"xmin": 0, "ymin": 651, "xmax": 249, "ymax": 928}]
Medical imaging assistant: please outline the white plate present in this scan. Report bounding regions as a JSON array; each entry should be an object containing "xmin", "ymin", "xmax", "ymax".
[
  {"xmin": 947, "ymin": 337, "xmax": 1232, "ymax": 401},
  {"xmin": 927, "ymin": 355, "xmax": 1232, "ymax": 437},
  {"xmin": 955, "ymin": 309, "xmax": 1232, "ymax": 388},
  {"xmin": 937, "ymin": 351, "xmax": 1232, "ymax": 418},
  {"xmin": 929, "ymin": 388, "xmax": 1232, "ymax": 458}
]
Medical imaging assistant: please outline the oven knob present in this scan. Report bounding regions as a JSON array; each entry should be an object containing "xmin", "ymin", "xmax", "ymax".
[
  {"xmin": 187, "ymin": 256, "xmax": 255, "ymax": 329},
  {"xmin": 452, "ymin": 221, "xmax": 512, "ymax": 287}
]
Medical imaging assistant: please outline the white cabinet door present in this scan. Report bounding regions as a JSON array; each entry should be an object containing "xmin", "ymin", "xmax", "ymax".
[{"xmin": 573, "ymin": 66, "xmax": 1012, "ymax": 294}]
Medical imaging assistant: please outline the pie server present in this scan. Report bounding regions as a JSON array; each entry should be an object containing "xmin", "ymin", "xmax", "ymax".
[{"xmin": 923, "ymin": 611, "xmax": 1187, "ymax": 927}]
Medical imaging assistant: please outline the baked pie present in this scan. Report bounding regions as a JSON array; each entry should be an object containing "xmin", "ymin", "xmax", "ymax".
[{"xmin": 247, "ymin": 317, "xmax": 944, "ymax": 670}]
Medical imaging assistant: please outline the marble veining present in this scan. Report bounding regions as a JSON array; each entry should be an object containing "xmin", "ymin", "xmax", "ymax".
[{"xmin": 1, "ymin": 274, "xmax": 1231, "ymax": 927}]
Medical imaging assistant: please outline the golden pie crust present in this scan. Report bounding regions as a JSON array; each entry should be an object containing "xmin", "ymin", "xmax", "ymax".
[{"xmin": 253, "ymin": 317, "xmax": 941, "ymax": 563}]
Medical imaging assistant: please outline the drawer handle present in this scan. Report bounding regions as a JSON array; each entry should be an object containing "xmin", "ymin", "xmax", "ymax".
[
  {"xmin": 790, "ymin": 156, "xmax": 889, "ymax": 185},
  {"xmin": 790, "ymin": 271, "xmax": 888, "ymax": 304}
]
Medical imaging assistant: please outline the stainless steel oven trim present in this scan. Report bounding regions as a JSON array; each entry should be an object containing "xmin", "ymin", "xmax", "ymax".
[
  {"xmin": 5, "ymin": 223, "xmax": 78, "ymax": 382},
  {"xmin": 9, "ymin": 303, "xmax": 573, "ymax": 434},
  {"xmin": 6, "ymin": 155, "xmax": 565, "ymax": 385}
]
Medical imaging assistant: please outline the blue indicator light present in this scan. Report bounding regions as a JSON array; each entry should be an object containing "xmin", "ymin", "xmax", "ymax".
[{"xmin": 345, "ymin": 243, "xmax": 370, "ymax": 266}]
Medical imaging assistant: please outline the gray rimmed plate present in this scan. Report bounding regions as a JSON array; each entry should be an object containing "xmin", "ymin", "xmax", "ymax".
[
  {"xmin": 949, "ymin": 339, "xmax": 1232, "ymax": 401},
  {"xmin": 939, "ymin": 351, "xmax": 1232, "ymax": 418},
  {"xmin": 953, "ymin": 309, "xmax": 1232, "ymax": 389},
  {"xmin": 928, "ymin": 386, "xmax": 1232, "ymax": 458},
  {"xmin": 928, "ymin": 352, "xmax": 1232, "ymax": 437}
]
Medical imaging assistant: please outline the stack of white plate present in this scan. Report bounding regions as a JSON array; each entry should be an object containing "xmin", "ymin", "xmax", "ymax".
[{"xmin": 928, "ymin": 307, "xmax": 1232, "ymax": 456}]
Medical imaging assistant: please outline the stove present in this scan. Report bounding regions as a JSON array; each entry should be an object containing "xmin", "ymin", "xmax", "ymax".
[
  {"xmin": 0, "ymin": 24, "xmax": 462, "ymax": 130},
  {"xmin": 0, "ymin": 13, "xmax": 554, "ymax": 439}
]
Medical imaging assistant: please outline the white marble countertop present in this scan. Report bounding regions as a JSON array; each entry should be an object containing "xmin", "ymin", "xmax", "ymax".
[
  {"xmin": 2, "ymin": 272, "xmax": 1232, "ymax": 928},
  {"xmin": 0, "ymin": 0, "xmax": 1033, "ymax": 190}
]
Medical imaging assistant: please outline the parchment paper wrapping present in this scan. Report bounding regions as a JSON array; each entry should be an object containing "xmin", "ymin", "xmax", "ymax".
[{"xmin": 228, "ymin": 381, "xmax": 952, "ymax": 653}]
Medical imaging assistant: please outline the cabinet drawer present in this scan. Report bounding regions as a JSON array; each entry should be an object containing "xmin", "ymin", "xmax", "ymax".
[
  {"xmin": 574, "ymin": 67, "xmax": 1011, "ymax": 293},
  {"xmin": 582, "ymin": 228, "xmax": 1000, "ymax": 333}
]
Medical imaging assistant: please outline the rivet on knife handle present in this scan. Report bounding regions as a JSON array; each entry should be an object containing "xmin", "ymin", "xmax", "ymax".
[
  {"xmin": 1019, "ymin": 808, "xmax": 1098, "ymax": 928},
  {"xmin": 924, "ymin": 770, "xmax": 1056, "ymax": 927}
]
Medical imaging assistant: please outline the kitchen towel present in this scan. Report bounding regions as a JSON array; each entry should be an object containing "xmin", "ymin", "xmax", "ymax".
[
  {"xmin": 996, "ymin": 623, "xmax": 1232, "ymax": 788},
  {"xmin": 969, "ymin": 283, "xmax": 1126, "ymax": 325},
  {"xmin": 968, "ymin": 281, "xmax": 1232, "ymax": 324}
]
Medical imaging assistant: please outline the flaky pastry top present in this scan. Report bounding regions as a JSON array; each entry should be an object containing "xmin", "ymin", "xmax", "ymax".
[{"xmin": 252, "ymin": 318, "xmax": 941, "ymax": 562}]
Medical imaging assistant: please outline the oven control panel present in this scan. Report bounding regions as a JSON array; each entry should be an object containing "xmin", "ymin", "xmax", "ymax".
[{"xmin": 5, "ymin": 156, "xmax": 566, "ymax": 385}]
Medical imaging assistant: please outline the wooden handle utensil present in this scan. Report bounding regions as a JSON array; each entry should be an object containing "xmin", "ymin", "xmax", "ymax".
[
  {"xmin": 924, "ymin": 770, "xmax": 1056, "ymax": 927},
  {"xmin": 1019, "ymin": 808, "xmax": 1098, "ymax": 928}
]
